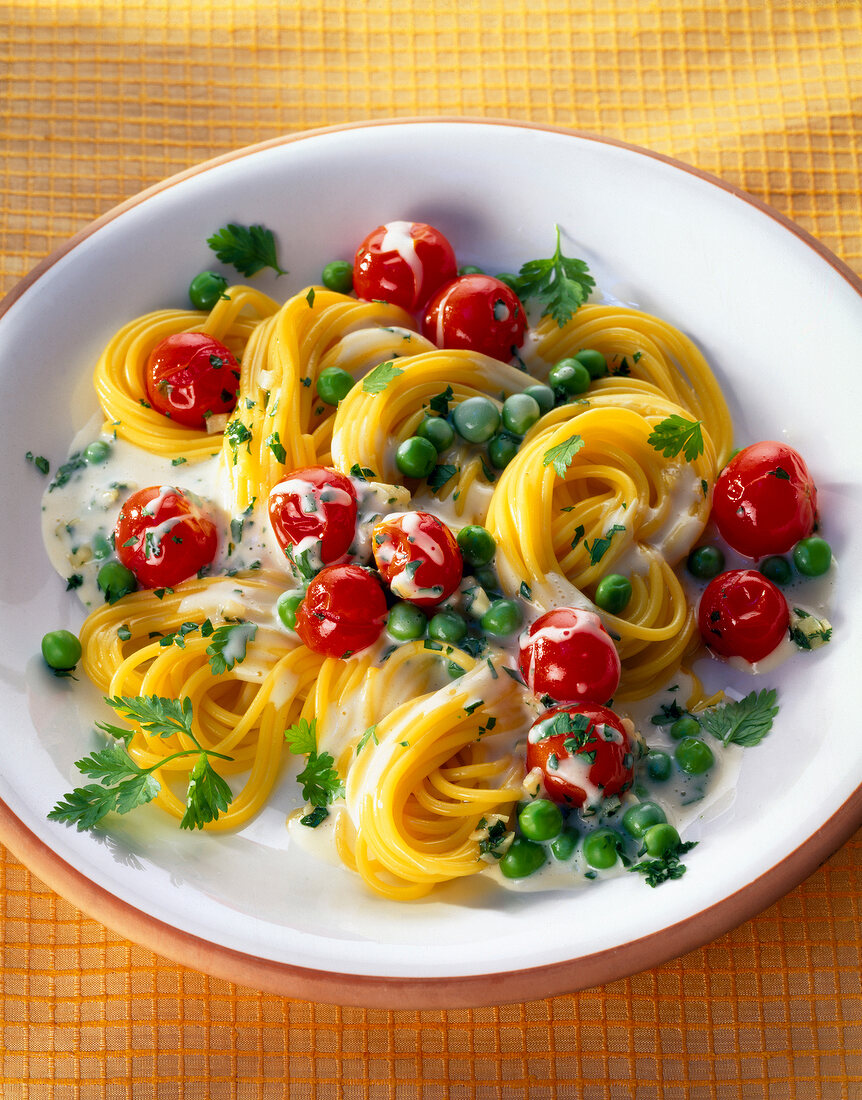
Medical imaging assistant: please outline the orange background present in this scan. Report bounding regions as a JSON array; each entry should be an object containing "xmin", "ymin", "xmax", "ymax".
[{"xmin": 1, "ymin": 2, "xmax": 861, "ymax": 1096}]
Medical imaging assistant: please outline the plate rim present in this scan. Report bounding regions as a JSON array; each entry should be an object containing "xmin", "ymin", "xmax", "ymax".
[{"xmin": 2, "ymin": 116, "xmax": 861, "ymax": 1007}]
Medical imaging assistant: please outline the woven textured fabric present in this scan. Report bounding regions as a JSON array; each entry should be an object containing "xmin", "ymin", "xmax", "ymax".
[{"xmin": 2, "ymin": 1, "xmax": 861, "ymax": 1096}]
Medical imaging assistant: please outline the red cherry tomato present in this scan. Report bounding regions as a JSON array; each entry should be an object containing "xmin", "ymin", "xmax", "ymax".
[
  {"xmin": 145, "ymin": 333, "xmax": 241, "ymax": 429},
  {"xmin": 698, "ymin": 569, "xmax": 789, "ymax": 663},
  {"xmin": 353, "ymin": 221, "xmax": 457, "ymax": 312},
  {"xmin": 294, "ymin": 564, "xmax": 387, "ymax": 658},
  {"xmin": 526, "ymin": 702, "xmax": 634, "ymax": 808},
  {"xmin": 712, "ymin": 441, "xmax": 817, "ymax": 558},
  {"xmin": 115, "ymin": 485, "xmax": 218, "ymax": 589},
  {"xmin": 421, "ymin": 275, "xmax": 527, "ymax": 361},
  {"xmin": 519, "ymin": 607, "xmax": 621, "ymax": 704},
  {"xmin": 268, "ymin": 467, "xmax": 358, "ymax": 571},
  {"xmin": 371, "ymin": 511, "xmax": 463, "ymax": 608}
]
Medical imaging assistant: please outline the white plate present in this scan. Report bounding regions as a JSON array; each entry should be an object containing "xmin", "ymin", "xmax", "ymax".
[{"xmin": 2, "ymin": 120, "xmax": 861, "ymax": 1008}]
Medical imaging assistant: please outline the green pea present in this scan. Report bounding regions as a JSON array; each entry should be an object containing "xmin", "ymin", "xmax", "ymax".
[
  {"xmin": 760, "ymin": 555, "xmax": 792, "ymax": 586},
  {"xmin": 41, "ymin": 629, "xmax": 82, "ymax": 671},
  {"xmin": 83, "ymin": 440, "xmax": 110, "ymax": 465},
  {"xmin": 416, "ymin": 416, "xmax": 454, "ymax": 453},
  {"xmin": 91, "ymin": 532, "xmax": 113, "ymax": 560},
  {"xmin": 481, "ymin": 598, "xmax": 522, "ymax": 637},
  {"xmin": 387, "ymin": 602, "xmax": 427, "ymax": 641},
  {"xmin": 458, "ymin": 264, "xmax": 484, "ymax": 275},
  {"xmin": 189, "ymin": 270, "xmax": 229, "ymax": 311},
  {"xmin": 550, "ymin": 826, "xmax": 579, "ymax": 861},
  {"xmin": 548, "ymin": 358, "xmax": 590, "ymax": 397},
  {"xmin": 473, "ymin": 566, "xmax": 501, "ymax": 594},
  {"xmin": 793, "ymin": 536, "xmax": 832, "ymax": 577},
  {"xmin": 643, "ymin": 822, "xmax": 680, "ymax": 857},
  {"xmin": 594, "ymin": 574, "xmax": 632, "ymax": 615},
  {"xmin": 622, "ymin": 800, "xmax": 667, "ymax": 839},
  {"xmin": 523, "ymin": 384, "xmax": 554, "ymax": 415},
  {"xmin": 316, "ymin": 366, "xmax": 355, "ymax": 406},
  {"xmin": 452, "ymin": 397, "xmax": 501, "ymax": 443},
  {"xmin": 457, "ymin": 525, "xmax": 496, "ymax": 567},
  {"xmin": 321, "ymin": 260, "xmax": 354, "ymax": 294},
  {"xmin": 669, "ymin": 714, "xmax": 701, "ymax": 740},
  {"xmin": 675, "ymin": 736, "xmax": 714, "ymax": 775},
  {"xmin": 687, "ymin": 545, "xmax": 725, "ymax": 580},
  {"xmin": 501, "ymin": 393, "xmax": 541, "ymax": 437},
  {"xmin": 573, "ymin": 348, "xmax": 608, "ymax": 379},
  {"xmin": 518, "ymin": 799, "xmax": 563, "ymax": 842},
  {"xmin": 488, "ymin": 433, "xmax": 519, "ymax": 469},
  {"xmin": 428, "ymin": 610, "xmax": 467, "ymax": 645},
  {"xmin": 97, "ymin": 561, "xmax": 136, "ymax": 604},
  {"xmin": 499, "ymin": 836, "xmax": 547, "ymax": 879},
  {"xmin": 583, "ymin": 827, "xmax": 622, "ymax": 869},
  {"xmin": 276, "ymin": 591, "xmax": 304, "ymax": 631},
  {"xmin": 495, "ymin": 273, "xmax": 521, "ymax": 292},
  {"xmin": 646, "ymin": 750, "xmax": 672, "ymax": 782},
  {"xmin": 395, "ymin": 436, "xmax": 437, "ymax": 479}
]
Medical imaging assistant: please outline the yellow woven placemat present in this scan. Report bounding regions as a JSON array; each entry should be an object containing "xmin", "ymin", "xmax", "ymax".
[{"xmin": 2, "ymin": 1, "xmax": 861, "ymax": 1095}]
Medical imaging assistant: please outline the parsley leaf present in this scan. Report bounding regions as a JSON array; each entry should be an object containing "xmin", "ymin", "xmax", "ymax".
[
  {"xmin": 699, "ymin": 689, "xmax": 779, "ymax": 747},
  {"xmin": 206, "ymin": 223, "xmax": 286, "ymax": 278},
  {"xmin": 428, "ymin": 386, "xmax": 454, "ymax": 416},
  {"xmin": 647, "ymin": 415, "xmax": 705, "ymax": 462},
  {"xmin": 428, "ymin": 463, "xmax": 458, "ymax": 493},
  {"xmin": 284, "ymin": 717, "xmax": 344, "ymax": 806},
  {"xmin": 206, "ymin": 621, "xmax": 257, "ymax": 676},
  {"xmin": 265, "ymin": 431, "xmax": 286, "ymax": 463},
  {"xmin": 584, "ymin": 524, "xmax": 626, "ymax": 565},
  {"xmin": 362, "ymin": 360, "xmax": 404, "ymax": 395},
  {"xmin": 49, "ymin": 696, "xmax": 234, "ymax": 831},
  {"xmin": 356, "ymin": 725, "xmax": 379, "ymax": 755},
  {"xmin": 284, "ymin": 717, "xmax": 319, "ymax": 755},
  {"xmin": 225, "ymin": 420, "xmax": 252, "ymax": 465},
  {"xmin": 25, "ymin": 451, "xmax": 50, "ymax": 475},
  {"xmin": 630, "ymin": 840, "xmax": 697, "ymax": 887},
  {"xmin": 515, "ymin": 225, "xmax": 595, "ymax": 327},
  {"xmin": 348, "ymin": 463, "xmax": 377, "ymax": 481},
  {"xmin": 543, "ymin": 434, "xmax": 585, "ymax": 478}
]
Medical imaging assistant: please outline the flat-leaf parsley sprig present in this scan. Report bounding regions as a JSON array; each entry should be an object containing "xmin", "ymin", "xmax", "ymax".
[
  {"xmin": 699, "ymin": 689, "xmax": 779, "ymax": 747},
  {"xmin": 515, "ymin": 226, "xmax": 595, "ymax": 327},
  {"xmin": 284, "ymin": 717, "xmax": 345, "ymax": 817},
  {"xmin": 647, "ymin": 415, "xmax": 705, "ymax": 462},
  {"xmin": 48, "ymin": 695, "xmax": 234, "ymax": 832},
  {"xmin": 207, "ymin": 223, "xmax": 286, "ymax": 278}
]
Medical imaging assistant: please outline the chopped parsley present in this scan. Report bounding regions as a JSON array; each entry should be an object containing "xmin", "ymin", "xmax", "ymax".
[
  {"xmin": 284, "ymin": 717, "xmax": 344, "ymax": 807},
  {"xmin": 25, "ymin": 451, "xmax": 50, "ymax": 475}
]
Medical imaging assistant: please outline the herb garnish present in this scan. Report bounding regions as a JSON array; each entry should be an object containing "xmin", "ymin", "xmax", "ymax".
[
  {"xmin": 206, "ymin": 621, "xmax": 257, "ymax": 675},
  {"xmin": 543, "ymin": 434, "xmax": 585, "ymax": 478},
  {"xmin": 515, "ymin": 226, "xmax": 595, "ymax": 327},
  {"xmin": 647, "ymin": 415, "xmax": 705, "ymax": 462},
  {"xmin": 630, "ymin": 840, "xmax": 697, "ymax": 887},
  {"xmin": 362, "ymin": 361, "xmax": 403, "ymax": 395},
  {"xmin": 284, "ymin": 718, "xmax": 345, "ymax": 807},
  {"xmin": 25, "ymin": 451, "xmax": 50, "ymax": 475},
  {"xmin": 207, "ymin": 223, "xmax": 286, "ymax": 278},
  {"xmin": 699, "ymin": 689, "xmax": 779, "ymax": 747},
  {"xmin": 48, "ymin": 695, "xmax": 233, "ymax": 832}
]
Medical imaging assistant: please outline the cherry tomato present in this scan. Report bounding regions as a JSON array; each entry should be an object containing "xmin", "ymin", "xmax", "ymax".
[
  {"xmin": 712, "ymin": 441, "xmax": 817, "ymax": 558},
  {"xmin": 421, "ymin": 275, "xmax": 527, "ymax": 361},
  {"xmin": 519, "ymin": 608, "xmax": 621, "ymax": 704},
  {"xmin": 371, "ymin": 511, "xmax": 463, "ymax": 608},
  {"xmin": 115, "ymin": 486, "xmax": 218, "ymax": 589},
  {"xmin": 526, "ymin": 702, "xmax": 634, "ymax": 808},
  {"xmin": 145, "ymin": 332, "xmax": 241, "ymax": 429},
  {"xmin": 697, "ymin": 568, "xmax": 789, "ymax": 663},
  {"xmin": 353, "ymin": 221, "xmax": 457, "ymax": 312},
  {"xmin": 268, "ymin": 467, "xmax": 358, "ymax": 570},
  {"xmin": 294, "ymin": 564, "xmax": 387, "ymax": 658}
]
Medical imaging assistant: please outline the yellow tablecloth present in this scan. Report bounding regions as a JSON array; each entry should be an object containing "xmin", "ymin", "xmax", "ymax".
[{"xmin": 2, "ymin": 1, "xmax": 860, "ymax": 1094}]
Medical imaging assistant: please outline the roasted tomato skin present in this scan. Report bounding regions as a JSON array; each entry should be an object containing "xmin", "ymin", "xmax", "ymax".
[
  {"xmin": 268, "ymin": 466, "xmax": 358, "ymax": 566},
  {"xmin": 421, "ymin": 274, "xmax": 527, "ymax": 361},
  {"xmin": 518, "ymin": 607, "xmax": 621, "ymax": 704},
  {"xmin": 353, "ymin": 221, "xmax": 457, "ymax": 312},
  {"xmin": 697, "ymin": 568, "xmax": 790, "ymax": 663},
  {"xmin": 114, "ymin": 486, "xmax": 218, "ymax": 589},
  {"xmin": 526, "ymin": 702, "xmax": 634, "ymax": 808},
  {"xmin": 145, "ymin": 332, "xmax": 241, "ymax": 429},
  {"xmin": 371, "ymin": 512, "xmax": 463, "ymax": 608},
  {"xmin": 712, "ymin": 441, "xmax": 817, "ymax": 558},
  {"xmin": 294, "ymin": 564, "xmax": 388, "ymax": 658}
]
